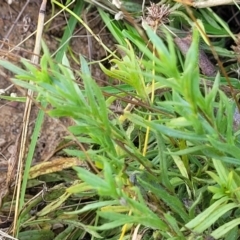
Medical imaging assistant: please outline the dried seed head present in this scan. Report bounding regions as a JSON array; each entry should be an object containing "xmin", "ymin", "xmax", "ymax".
[{"xmin": 144, "ymin": 3, "xmax": 171, "ymax": 28}]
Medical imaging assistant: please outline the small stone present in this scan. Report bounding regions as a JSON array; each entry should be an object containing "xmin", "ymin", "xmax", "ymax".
[
  {"xmin": 7, "ymin": 145, "xmax": 15, "ymax": 155},
  {"xmin": 0, "ymin": 139, "xmax": 6, "ymax": 147},
  {"xmin": 10, "ymin": 92, "xmax": 17, "ymax": 97}
]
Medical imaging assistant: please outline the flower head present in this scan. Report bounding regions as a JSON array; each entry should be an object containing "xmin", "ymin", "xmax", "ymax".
[{"xmin": 144, "ymin": 2, "xmax": 171, "ymax": 28}]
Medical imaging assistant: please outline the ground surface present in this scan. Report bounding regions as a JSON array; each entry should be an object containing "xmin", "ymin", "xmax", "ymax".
[{"xmin": 0, "ymin": 0, "xmax": 114, "ymax": 210}]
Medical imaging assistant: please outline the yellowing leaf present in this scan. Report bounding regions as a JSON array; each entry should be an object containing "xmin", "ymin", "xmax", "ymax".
[{"xmin": 29, "ymin": 157, "xmax": 86, "ymax": 179}]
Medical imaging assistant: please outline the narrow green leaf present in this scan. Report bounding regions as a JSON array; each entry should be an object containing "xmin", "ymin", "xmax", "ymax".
[
  {"xmin": 164, "ymin": 212, "xmax": 184, "ymax": 237},
  {"xmin": 99, "ymin": 9, "xmax": 126, "ymax": 46},
  {"xmin": 18, "ymin": 230, "xmax": 55, "ymax": 240},
  {"xmin": 0, "ymin": 59, "xmax": 31, "ymax": 76},
  {"xmin": 193, "ymin": 202, "xmax": 238, "ymax": 233},
  {"xmin": 95, "ymin": 211, "xmax": 168, "ymax": 231},
  {"xmin": 183, "ymin": 196, "xmax": 231, "ymax": 231},
  {"xmin": 73, "ymin": 167, "xmax": 109, "ymax": 191},
  {"xmin": 126, "ymin": 112, "xmax": 207, "ymax": 141},
  {"xmin": 55, "ymin": 0, "xmax": 85, "ymax": 62},
  {"xmin": 66, "ymin": 200, "xmax": 119, "ymax": 215},
  {"xmin": 137, "ymin": 173, "xmax": 189, "ymax": 222}
]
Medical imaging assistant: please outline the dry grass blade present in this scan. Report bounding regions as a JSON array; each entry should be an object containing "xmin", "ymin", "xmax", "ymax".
[
  {"xmin": 175, "ymin": 0, "xmax": 240, "ymax": 8},
  {"xmin": 0, "ymin": 133, "xmax": 21, "ymax": 208},
  {"xmin": 0, "ymin": 229, "xmax": 18, "ymax": 240},
  {"xmin": 12, "ymin": 0, "xmax": 47, "ymax": 236},
  {"xmin": 193, "ymin": 0, "xmax": 240, "ymax": 8}
]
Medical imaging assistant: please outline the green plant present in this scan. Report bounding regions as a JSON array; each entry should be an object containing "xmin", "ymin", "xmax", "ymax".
[{"xmin": 1, "ymin": 1, "xmax": 240, "ymax": 240}]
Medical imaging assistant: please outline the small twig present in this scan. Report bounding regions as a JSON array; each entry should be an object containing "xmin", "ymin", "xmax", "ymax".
[
  {"xmin": 0, "ymin": 229, "xmax": 18, "ymax": 240},
  {"xmin": 83, "ymin": 8, "xmax": 93, "ymax": 73}
]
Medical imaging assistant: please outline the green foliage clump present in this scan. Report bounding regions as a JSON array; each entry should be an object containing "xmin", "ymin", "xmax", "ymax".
[{"xmin": 2, "ymin": 2, "xmax": 240, "ymax": 239}]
